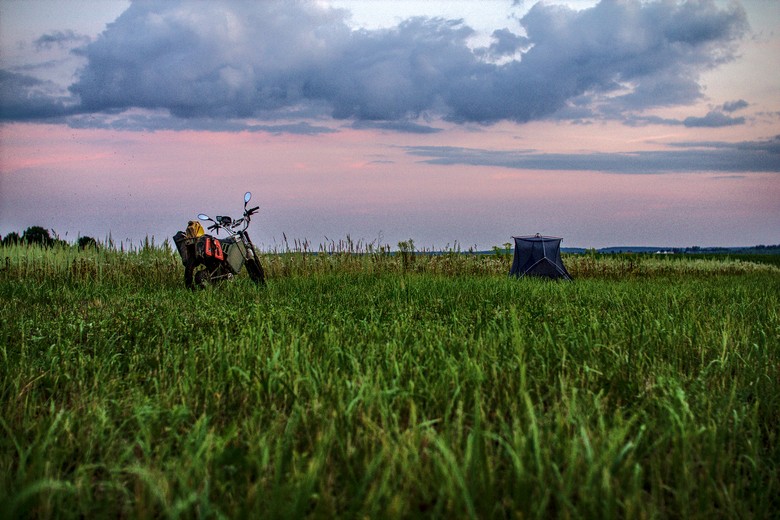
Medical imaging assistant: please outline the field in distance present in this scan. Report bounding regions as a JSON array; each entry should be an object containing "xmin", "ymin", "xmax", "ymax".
[{"xmin": 1, "ymin": 241, "xmax": 778, "ymax": 518}]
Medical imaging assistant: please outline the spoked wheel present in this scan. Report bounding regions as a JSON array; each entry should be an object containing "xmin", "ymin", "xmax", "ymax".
[
  {"xmin": 246, "ymin": 257, "xmax": 265, "ymax": 285},
  {"xmin": 185, "ymin": 260, "xmax": 212, "ymax": 290},
  {"xmin": 194, "ymin": 268, "xmax": 212, "ymax": 289}
]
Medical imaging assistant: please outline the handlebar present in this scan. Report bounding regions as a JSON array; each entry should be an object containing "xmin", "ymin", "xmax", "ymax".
[{"xmin": 196, "ymin": 194, "xmax": 258, "ymax": 236}]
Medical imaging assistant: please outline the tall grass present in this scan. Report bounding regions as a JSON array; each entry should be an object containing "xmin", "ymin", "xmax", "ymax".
[{"xmin": 1, "ymin": 241, "xmax": 778, "ymax": 518}]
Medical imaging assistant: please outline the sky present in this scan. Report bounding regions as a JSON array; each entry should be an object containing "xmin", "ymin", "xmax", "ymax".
[{"xmin": 0, "ymin": 0, "xmax": 778, "ymax": 250}]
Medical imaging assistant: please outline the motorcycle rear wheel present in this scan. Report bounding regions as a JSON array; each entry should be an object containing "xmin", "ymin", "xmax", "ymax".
[
  {"xmin": 185, "ymin": 261, "xmax": 212, "ymax": 290},
  {"xmin": 194, "ymin": 268, "xmax": 212, "ymax": 288}
]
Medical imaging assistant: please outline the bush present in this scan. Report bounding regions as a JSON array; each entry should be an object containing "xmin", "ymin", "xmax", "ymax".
[
  {"xmin": 1, "ymin": 232, "xmax": 21, "ymax": 246},
  {"xmin": 77, "ymin": 236, "xmax": 98, "ymax": 250},
  {"xmin": 22, "ymin": 226, "xmax": 53, "ymax": 246}
]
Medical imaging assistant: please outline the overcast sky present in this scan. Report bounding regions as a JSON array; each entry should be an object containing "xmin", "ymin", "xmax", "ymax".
[{"xmin": 1, "ymin": 0, "xmax": 778, "ymax": 249}]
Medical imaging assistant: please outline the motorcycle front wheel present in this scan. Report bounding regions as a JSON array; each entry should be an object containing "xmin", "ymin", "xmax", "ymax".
[{"xmin": 246, "ymin": 257, "xmax": 265, "ymax": 285}]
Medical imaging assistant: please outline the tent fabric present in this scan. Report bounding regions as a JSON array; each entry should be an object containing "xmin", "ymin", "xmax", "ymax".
[{"xmin": 509, "ymin": 234, "xmax": 572, "ymax": 280}]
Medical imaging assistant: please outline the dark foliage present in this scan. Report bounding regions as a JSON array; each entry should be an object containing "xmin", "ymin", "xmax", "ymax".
[
  {"xmin": 1, "ymin": 232, "xmax": 21, "ymax": 246},
  {"xmin": 77, "ymin": 236, "xmax": 98, "ymax": 250},
  {"xmin": 22, "ymin": 226, "xmax": 53, "ymax": 246}
]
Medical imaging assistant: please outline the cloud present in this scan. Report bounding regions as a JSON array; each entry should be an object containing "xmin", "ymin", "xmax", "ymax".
[
  {"xmin": 722, "ymin": 99, "xmax": 748, "ymax": 112},
  {"xmin": 683, "ymin": 110, "xmax": 745, "ymax": 127},
  {"xmin": 64, "ymin": 110, "xmax": 337, "ymax": 135},
  {"xmin": 476, "ymin": 28, "xmax": 530, "ymax": 61},
  {"xmin": 623, "ymin": 107, "xmax": 749, "ymax": 128},
  {"xmin": 0, "ymin": 0, "xmax": 750, "ymax": 128},
  {"xmin": 34, "ymin": 30, "xmax": 91, "ymax": 51},
  {"xmin": 405, "ymin": 136, "xmax": 780, "ymax": 174},
  {"xmin": 0, "ymin": 70, "xmax": 73, "ymax": 120},
  {"xmin": 350, "ymin": 120, "xmax": 442, "ymax": 134}
]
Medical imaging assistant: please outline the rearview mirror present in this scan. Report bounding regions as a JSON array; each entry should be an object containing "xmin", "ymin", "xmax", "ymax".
[
  {"xmin": 244, "ymin": 192, "xmax": 252, "ymax": 203},
  {"xmin": 198, "ymin": 213, "xmax": 211, "ymax": 221}
]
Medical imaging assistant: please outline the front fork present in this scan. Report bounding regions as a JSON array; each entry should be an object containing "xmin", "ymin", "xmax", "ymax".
[
  {"xmin": 236, "ymin": 232, "xmax": 257, "ymax": 261},
  {"xmin": 239, "ymin": 232, "xmax": 265, "ymax": 285}
]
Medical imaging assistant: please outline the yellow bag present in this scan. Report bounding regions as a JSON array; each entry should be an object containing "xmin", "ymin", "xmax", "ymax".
[{"xmin": 185, "ymin": 220, "xmax": 205, "ymax": 239}]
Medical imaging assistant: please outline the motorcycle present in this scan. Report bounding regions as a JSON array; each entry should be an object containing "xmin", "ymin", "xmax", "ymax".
[{"xmin": 173, "ymin": 192, "xmax": 265, "ymax": 289}]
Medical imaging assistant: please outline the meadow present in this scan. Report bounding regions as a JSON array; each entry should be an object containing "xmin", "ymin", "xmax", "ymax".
[{"xmin": 1, "ymin": 241, "xmax": 778, "ymax": 518}]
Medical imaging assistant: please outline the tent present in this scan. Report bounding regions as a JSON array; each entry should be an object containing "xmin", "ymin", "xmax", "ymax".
[{"xmin": 509, "ymin": 234, "xmax": 572, "ymax": 280}]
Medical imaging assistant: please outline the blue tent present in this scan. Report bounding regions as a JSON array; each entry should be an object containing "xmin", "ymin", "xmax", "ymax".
[{"xmin": 509, "ymin": 234, "xmax": 572, "ymax": 280}]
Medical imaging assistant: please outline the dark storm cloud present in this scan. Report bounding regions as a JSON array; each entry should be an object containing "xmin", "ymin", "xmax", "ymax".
[
  {"xmin": 405, "ymin": 136, "xmax": 780, "ymax": 174},
  {"xmin": 0, "ymin": 70, "xmax": 72, "ymax": 120},
  {"xmin": 477, "ymin": 28, "xmax": 530, "ymax": 60},
  {"xmin": 0, "ymin": 0, "xmax": 750, "ymax": 128}
]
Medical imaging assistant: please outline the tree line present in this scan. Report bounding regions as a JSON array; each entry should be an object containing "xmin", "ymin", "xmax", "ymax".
[{"xmin": 1, "ymin": 226, "xmax": 97, "ymax": 249}]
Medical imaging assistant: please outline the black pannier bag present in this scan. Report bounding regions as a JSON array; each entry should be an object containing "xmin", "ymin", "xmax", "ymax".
[
  {"xmin": 174, "ymin": 220, "xmax": 208, "ymax": 267},
  {"xmin": 173, "ymin": 231, "xmax": 190, "ymax": 266}
]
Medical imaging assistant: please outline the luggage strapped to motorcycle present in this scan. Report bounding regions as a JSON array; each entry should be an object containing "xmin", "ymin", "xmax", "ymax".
[{"xmin": 204, "ymin": 236, "xmax": 224, "ymax": 261}]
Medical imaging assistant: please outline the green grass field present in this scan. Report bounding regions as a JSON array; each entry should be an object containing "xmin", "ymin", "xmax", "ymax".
[{"xmin": 1, "ymin": 242, "xmax": 778, "ymax": 518}]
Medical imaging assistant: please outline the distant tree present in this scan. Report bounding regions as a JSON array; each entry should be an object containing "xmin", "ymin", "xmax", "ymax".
[
  {"xmin": 2, "ymin": 232, "xmax": 21, "ymax": 246},
  {"xmin": 491, "ymin": 242, "xmax": 514, "ymax": 262},
  {"xmin": 22, "ymin": 226, "xmax": 53, "ymax": 246},
  {"xmin": 78, "ymin": 236, "xmax": 98, "ymax": 250}
]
